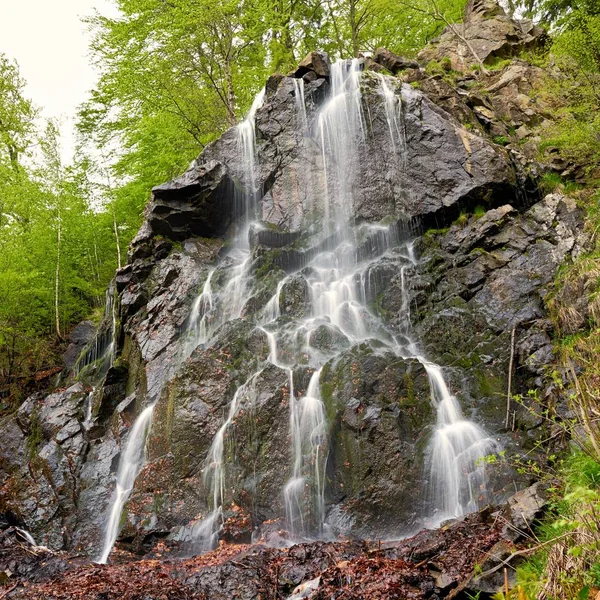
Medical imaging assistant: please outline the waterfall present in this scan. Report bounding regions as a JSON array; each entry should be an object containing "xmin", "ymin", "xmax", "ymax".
[
  {"xmin": 98, "ymin": 404, "xmax": 154, "ymax": 563},
  {"xmin": 196, "ymin": 371, "xmax": 263, "ymax": 549},
  {"xmin": 182, "ymin": 269, "xmax": 215, "ymax": 359},
  {"xmin": 284, "ymin": 369, "xmax": 327, "ymax": 535},
  {"xmin": 75, "ymin": 289, "xmax": 117, "ymax": 377},
  {"xmin": 98, "ymin": 63, "xmax": 500, "ymax": 558},
  {"xmin": 423, "ymin": 362, "xmax": 498, "ymax": 524},
  {"xmin": 317, "ymin": 58, "xmax": 365, "ymax": 232},
  {"xmin": 236, "ymin": 88, "xmax": 266, "ymax": 244},
  {"xmin": 377, "ymin": 74, "xmax": 407, "ymax": 163}
]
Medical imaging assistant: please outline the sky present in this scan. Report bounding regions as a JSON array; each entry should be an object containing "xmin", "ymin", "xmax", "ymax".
[{"xmin": 0, "ymin": 0, "xmax": 120, "ymax": 163}]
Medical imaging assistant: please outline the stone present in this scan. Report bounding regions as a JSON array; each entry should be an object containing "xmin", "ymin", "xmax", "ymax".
[
  {"xmin": 248, "ymin": 221, "xmax": 302, "ymax": 249},
  {"xmin": 504, "ymin": 482, "xmax": 548, "ymax": 540},
  {"xmin": 279, "ymin": 275, "xmax": 311, "ymax": 318},
  {"xmin": 295, "ymin": 51, "xmax": 331, "ymax": 78},
  {"xmin": 0, "ymin": 25, "xmax": 586, "ymax": 557},
  {"xmin": 63, "ymin": 321, "xmax": 96, "ymax": 370},
  {"xmin": 149, "ymin": 160, "xmax": 237, "ymax": 241},
  {"xmin": 418, "ymin": 0, "xmax": 546, "ymax": 72},
  {"xmin": 372, "ymin": 48, "xmax": 419, "ymax": 73},
  {"xmin": 466, "ymin": 540, "xmax": 517, "ymax": 595}
]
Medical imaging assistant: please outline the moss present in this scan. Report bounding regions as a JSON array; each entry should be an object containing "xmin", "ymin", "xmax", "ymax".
[
  {"xmin": 25, "ymin": 405, "xmax": 43, "ymax": 459},
  {"xmin": 424, "ymin": 227, "xmax": 450, "ymax": 238},
  {"xmin": 492, "ymin": 135, "xmax": 510, "ymax": 146},
  {"xmin": 254, "ymin": 251, "xmax": 280, "ymax": 279},
  {"xmin": 473, "ymin": 205, "xmax": 486, "ymax": 219},
  {"xmin": 475, "ymin": 369, "xmax": 504, "ymax": 399},
  {"xmin": 402, "ymin": 371, "xmax": 415, "ymax": 406},
  {"xmin": 454, "ymin": 211, "xmax": 469, "ymax": 227},
  {"xmin": 486, "ymin": 57, "xmax": 512, "ymax": 71}
]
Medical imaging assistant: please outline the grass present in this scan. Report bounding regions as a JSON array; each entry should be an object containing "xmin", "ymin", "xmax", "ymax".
[{"xmin": 515, "ymin": 451, "xmax": 600, "ymax": 599}]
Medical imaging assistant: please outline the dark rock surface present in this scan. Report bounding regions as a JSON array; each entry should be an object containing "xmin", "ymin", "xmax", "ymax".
[
  {"xmin": 3, "ymin": 499, "xmax": 538, "ymax": 599},
  {"xmin": 0, "ymin": 0, "xmax": 579, "ymax": 569},
  {"xmin": 418, "ymin": 0, "xmax": 546, "ymax": 71},
  {"xmin": 63, "ymin": 321, "xmax": 96, "ymax": 370}
]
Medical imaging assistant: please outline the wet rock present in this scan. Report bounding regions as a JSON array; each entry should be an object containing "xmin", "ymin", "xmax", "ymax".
[
  {"xmin": 279, "ymin": 275, "xmax": 311, "ymax": 318},
  {"xmin": 295, "ymin": 51, "xmax": 331, "ymax": 78},
  {"xmin": 63, "ymin": 321, "xmax": 96, "ymax": 370},
  {"xmin": 249, "ymin": 221, "xmax": 302, "ymax": 249},
  {"xmin": 149, "ymin": 160, "xmax": 238, "ymax": 241},
  {"xmin": 308, "ymin": 324, "xmax": 350, "ymax": 354},
  {"xmin": 372, "ymin": 48, "xmax": 419, "ymax": 73},
  {"xmin": 322, "ymin": 346, "xmax": 432, "ymax": 536}
]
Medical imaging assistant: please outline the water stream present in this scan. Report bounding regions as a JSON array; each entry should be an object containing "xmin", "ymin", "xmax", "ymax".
[{"xmin": 98, "ymin": 59, "xmax": 498, "ymax": 559}]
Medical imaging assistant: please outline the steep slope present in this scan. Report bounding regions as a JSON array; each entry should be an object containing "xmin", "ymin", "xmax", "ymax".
[{"xmin": 0, "ymin": 2, "xmax": 583, "ymax": 577}]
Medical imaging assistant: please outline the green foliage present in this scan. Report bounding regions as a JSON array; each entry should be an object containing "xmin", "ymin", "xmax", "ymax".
[
  {"xmin": 492, "ymin": 135, "xmax": 510, "ymax": 146},
  {"xmin": 520, "ymin": 2, "xmax": 600, "ymax": 183},
  {"xmin": 516, "ymin": 452, "xmax": 600, "ymax": 599},
  {"xmin": 0, "ymin": 55, "xmax": 121, "ymax": 408}
]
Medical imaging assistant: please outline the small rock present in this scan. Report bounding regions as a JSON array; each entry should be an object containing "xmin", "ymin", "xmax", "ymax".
[{"xmin": 295, "ymin": 51, "xmax": 330, "ymax": 78}]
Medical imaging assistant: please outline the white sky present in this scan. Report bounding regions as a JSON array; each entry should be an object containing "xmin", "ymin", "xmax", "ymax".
[{"xmin": 0, "ymin": 0, "xmax": 120, "ymax": 163}]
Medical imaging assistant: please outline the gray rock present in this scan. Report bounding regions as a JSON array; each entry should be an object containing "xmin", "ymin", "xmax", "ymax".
[
  {"xmin": 505, "ymin": 482, "xmax": 547, "ymax": 540},
  {"xmin": 372, "ymin": 48, "xmax": 419, "ymax": 73},
  {"xmin": 149, "ymin": 160, "xmax": 238, "ymax": 240},
  {"xmin": 418, "ymin": 0, "xmax": 546, "ymax": 71},
  {"xmin": 295, "ymin": 51, "xmax": 331, "ymax": 78}
]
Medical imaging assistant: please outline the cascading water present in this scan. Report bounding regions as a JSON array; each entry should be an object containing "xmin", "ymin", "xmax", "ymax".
[
  {"xmin": 236, "ymin": 88, "xmax": 266, "ymax": 244},
  {"xmin": 284, "ymin": 369, "xmax": 327, "ymax": 535},
  {"xmin": 75, "ymin": 289, "xmax": 117, "ymax": 377},
  {"xmin": 183, "ymin": 60, "xmax": 499, "ymax": 543},
  {"xmin": 182, "ymin": 270, "xmax": 215, "ymax": 359},
  {"xmin": 99, "ymin": 61, "xmax": 501, "ymax": 559},
  {"xmin": 98, "ymin": 404, "xmax": 154, "ymax": 563},
  {"xmin": 318, "ymin": 59, "xmax": 364, "ymax": 231},
  {"xmin": 377, "ymin": 74, "xmax": 407, "ymax": 162},
  {"xmin": 97, "ymin": 88, "xmax": 268, "ymax": 562},
  {"xmin": 423, "ymin": 362, "xmax": 498, "ymax": 524}
]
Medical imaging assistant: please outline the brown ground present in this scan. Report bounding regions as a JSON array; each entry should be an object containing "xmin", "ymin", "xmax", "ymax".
[{"xmin": 0, "ymin": 509, "xmax": 512, "ymax": 600}]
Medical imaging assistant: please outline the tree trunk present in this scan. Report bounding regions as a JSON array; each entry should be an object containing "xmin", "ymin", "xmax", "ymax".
[
  {"xmin": 224, "ymin": 59, "xmax": 237, "ymax": 126},
  {"xmin": 55, "ymin": 215, "xmax": 63, "ymax": 341},
  {"xmin": 350, "ymin": 0, "xmax": 360, "ymax": 57},
  {"xmin": 113, "ymin": 209, "xmax": 122, "ymax": 270}
]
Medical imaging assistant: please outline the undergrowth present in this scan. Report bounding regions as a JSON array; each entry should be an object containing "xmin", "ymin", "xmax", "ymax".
[{"xmin": 515, "ymin": 451, "xmax": 600, "ymax": 600}]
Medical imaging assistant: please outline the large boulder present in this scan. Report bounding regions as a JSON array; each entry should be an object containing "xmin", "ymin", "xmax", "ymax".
[
  {"xmin": 418, "ymin": 0, "xmax": 546, "ymax": 71},
  {"xmin": 149, "ymin": 160, "xmax": 238, "ymax": 240}
]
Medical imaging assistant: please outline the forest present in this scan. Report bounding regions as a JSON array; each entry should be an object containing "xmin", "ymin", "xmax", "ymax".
[{"xmin": 1, "ymin": 0, "xmax": 600, "ymax": 597}]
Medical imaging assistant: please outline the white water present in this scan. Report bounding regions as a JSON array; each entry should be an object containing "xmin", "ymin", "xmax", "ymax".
[
  {"xmin": 75, "ymin": 289, "xmax": 117, "ymax": 376},
  {"xmin": 83, "ymin": 390, "xmax": 94, "ymax": 430},
  {"xmin": 236, "ymin": 88, "xmax": 266, "ymax": 245},
  {"xmin": 98, "ymin": 404, "xmax": 154, "ymax": 563},
  {"xmin": 98, "ymin": 64, "xmax": 499, "ymax": 557},
  {"xmin": 377, "ymin": 74, "xmax": 407, "ymax": 163},
  {"xmin": 284, "ymin": 369, "xmax": 327, "ymax": 535},
  {"xmin": 97, "ymin": 89, "xmax": 268, "ymax": 563},
  {"xmin": 424, "ymin": 361, "xmax": 498, "ymax": 524},
  {"xmin": 15, "ymin": 527, "xmax": 36, "ymax": 546},
  {"xmin": 182, "ymin": 269, "xmax": 215, "ymax": 359},
  {"xmin": 183, "ymin": 60, "xmax": 498, "ymax": 543},
  {"xmin": 317, "ymin": 58, "xmax": 364, "ymax": 232}
]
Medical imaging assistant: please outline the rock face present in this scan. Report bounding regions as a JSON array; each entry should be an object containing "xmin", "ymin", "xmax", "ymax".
[
  {"xmin": 0, "ymin": 1, "xmax": 582, "ymax": 560},
  {"xmin": 201, "ymin": 66, "xmax": 515, "ymax": 234},
  {"xmin": 418, "ymin": 0, "xmax": 546, "ymax": 71}
]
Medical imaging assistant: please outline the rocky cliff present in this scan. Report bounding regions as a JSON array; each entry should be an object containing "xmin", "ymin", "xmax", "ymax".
[{"xmin": 0, "ymin": 2, "xmax": 583, "ymax": 585}]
